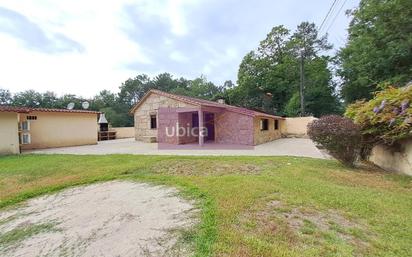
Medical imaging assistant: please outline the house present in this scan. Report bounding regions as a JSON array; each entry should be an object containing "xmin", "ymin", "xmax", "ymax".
[
  {"xmin": 130, "ymin": 89, "xmax": 286, "ymax": 146},
  {"xmin": 0, "ymin": 106, "xmax": 100, "ymax": 154}
]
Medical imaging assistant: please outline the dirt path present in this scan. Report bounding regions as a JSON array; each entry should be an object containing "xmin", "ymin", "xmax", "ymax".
[{"xmin": 0, "ymin": 181, "xmax": 196, "ymax": 257}]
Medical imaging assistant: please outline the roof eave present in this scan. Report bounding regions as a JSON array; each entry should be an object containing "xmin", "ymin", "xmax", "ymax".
[
  {"xmin": 254, "ymin": 114, "xmax": 285, "ymax": 120},
  {"xmin": 129, "ymin": 90, "xmax": 201, "ymax": 114}
]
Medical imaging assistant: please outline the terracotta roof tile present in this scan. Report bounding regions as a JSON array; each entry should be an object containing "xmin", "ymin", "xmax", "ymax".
[
  {"xmin": 0, "ymin": 105, "xmax": 100, "ymax": 114},
  {"xmin": 131, "ymin": 89, "xmax": 284, "ymax": 119},
  {"xmin": 0, "ymin": 106, "xmax": 31, "ymax": 113}
]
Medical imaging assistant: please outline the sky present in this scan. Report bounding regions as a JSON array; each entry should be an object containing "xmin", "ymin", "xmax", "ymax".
[{"xmin": 0, "ymin": 0, "xmax": 359, "ymax": 97}]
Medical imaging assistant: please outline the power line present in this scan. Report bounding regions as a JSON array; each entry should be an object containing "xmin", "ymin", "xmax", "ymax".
[
  {"xmin": 319, "ymin": 0, "xmax": 340, "ymax": 32},
  {"xmin": 325, "ymin": 0, "xmax": 348, "ymax": 34}
]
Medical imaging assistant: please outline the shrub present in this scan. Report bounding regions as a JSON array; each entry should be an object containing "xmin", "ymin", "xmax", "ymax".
[
  {"xmin": 345, "ymin": 85, "xmax": 412, "ymax": 145},
  {"xmin": 308, "ymin": 115, "xmax": 361, "ymax": 167}
]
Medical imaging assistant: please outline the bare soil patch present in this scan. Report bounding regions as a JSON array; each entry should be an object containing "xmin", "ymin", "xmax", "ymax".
[
  {"xmin": 153, "ymin": 159, "xmax": 262, "ymax": 175},
  {"xmin": 240, "ymin": 199, "xmax": 374, "ymax": 255},
  {"xmin": 0, "ymin": 181, "xmax": 196, "ymax": 257}
]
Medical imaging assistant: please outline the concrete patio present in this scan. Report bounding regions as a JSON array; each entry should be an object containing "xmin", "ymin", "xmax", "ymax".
[{"xmin": 24, "ymin": 138, "xmax": 328, "ymax": 159}]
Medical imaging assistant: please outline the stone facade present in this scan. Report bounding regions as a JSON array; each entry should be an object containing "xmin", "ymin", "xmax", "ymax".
[
  {"xmin": 253, "ymin": 117, "xmax": 283, "ymax": 145},
  {"xmin": 177, "ymin": 112, "xmax": 198, "ymax": 144},
  {"xmin": 134, "ymin": 93, "xmax": 195, "ymax": 142},
  {"xmin": 215, "ymin": 111, "xmax": 254, "ymax": 145},
  {"xmin": 157, "ymin": 108, "xmax": 179, "ymax": 144},
  {"xmin": 133, "ymin": 92, "xmax": 287, "ymax": 145}
]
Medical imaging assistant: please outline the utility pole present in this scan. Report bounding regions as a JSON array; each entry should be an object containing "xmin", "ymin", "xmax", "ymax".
[{"xmin": 299, "ymin": 51, "xmax": 305, "ymax": 117}]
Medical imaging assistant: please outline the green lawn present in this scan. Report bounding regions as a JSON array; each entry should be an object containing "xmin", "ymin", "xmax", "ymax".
[{"xmin": 0, "ymin": 154, "xmax": 411, "ymax": 256}]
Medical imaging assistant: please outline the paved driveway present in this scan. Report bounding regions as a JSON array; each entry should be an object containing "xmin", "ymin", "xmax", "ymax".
[{"xmin": 25, "ymin": 138, "xmax": 328, "ymax": 159}]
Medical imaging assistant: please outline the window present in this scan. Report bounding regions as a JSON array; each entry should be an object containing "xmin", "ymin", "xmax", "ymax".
[
  {"xmin": 274, "ymin": 119, "xmax": 279, "ymax": 130},
  {"xmin": 20, "ymin": 133, "xmax": 31, "ymax": 144},
  {"xmin": 192, "ymin": 113, "xmax": 199, "ymax": 128},
  {"xmin": 26, "ymin": 116, "xmax": 37, "ymax": 120},
  {"xmin": 19, "ymin": 121, "xmax": 30, "ymax": 131},
  {"xmin": 150, "ymin": 115, "xmax": 157, "ymax": 129},
  {"xmin": 260, "ymin": 119, "xmax": 269, "ymax": 131}
]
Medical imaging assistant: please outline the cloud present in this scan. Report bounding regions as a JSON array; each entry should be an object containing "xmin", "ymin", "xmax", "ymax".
[
  {"xmin": 169, "ymin": 51, "xmax": 189, "ymax": 63},
  {"xmin": 0, "ymin": 0, "xmax": 151, "ymax": 96},
  {"xmin": 0, "ymin": 0, "xmax": 358, "ymax": 97},
  {"xmin": 0, "ymin": 7, "xmax": 84, "ymax": 53},
  {"xmin": 123, "ymin": 0, "xmax": 198, "ymax": 36}
]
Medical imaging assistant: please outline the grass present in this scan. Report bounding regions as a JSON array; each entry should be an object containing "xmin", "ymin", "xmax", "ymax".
[
  {"xmin": 0, "ymin": 154, "xmax": 411, "ymax": 256},
  {"xmin": 0, "ymin": 222, "xmax": 58, "ymax": 247}
]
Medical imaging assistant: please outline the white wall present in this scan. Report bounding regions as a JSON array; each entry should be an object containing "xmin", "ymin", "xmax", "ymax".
[
  {"xmin": 284, "ymin": 117, "xmax": 317, "ymax": 137},
  {"xmin": 20, "ymin": 112, "xmax": 98, "ymax": 150},
  {"xmin": 0, "ymin": 112, "xmax": 19, "ymax": 154},
  {"xmin": 111, "ymin": 127, "xmax": 134, "ymax": 139},
  {"xmin": 369, "ymin": 138, "xmax": 412, "ymax": 176}
]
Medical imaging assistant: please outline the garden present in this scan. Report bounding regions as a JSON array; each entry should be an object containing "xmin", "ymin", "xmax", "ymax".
[
  {"xmin": 308, "ymin": 84, "xmax": 411, "ymax": 170},
  {"xmin": 0, "ymin": 85, "xmax": 411, "ymax": 257},
  {"xmin": 0, "ymin": 154, "xmax": 411, "ymax": 256}
]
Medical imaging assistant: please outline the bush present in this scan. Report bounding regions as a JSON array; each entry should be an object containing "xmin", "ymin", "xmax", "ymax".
[
  {"xmin": 345, "ymin": 85, "xmax": 412, "ymax": 145},
  {"xmin": 308, "ymin": 115, "xmax": 361, "ymax": 167}
]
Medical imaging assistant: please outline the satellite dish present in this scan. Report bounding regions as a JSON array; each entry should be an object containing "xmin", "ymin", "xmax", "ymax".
[
  {"xmin": 67, "ymin": 102, "xmax": 75, "ymax": 110},
  {"xmin": 82, "ymin": 101, "xmax": 90, "ymax": 109}
]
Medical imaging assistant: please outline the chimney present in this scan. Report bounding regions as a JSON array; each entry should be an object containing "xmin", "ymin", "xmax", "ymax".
[
  {"xmin": 217, "ymin": 98, "xmax": 225, "ymax": 104},
  {"xmin": 98, "ymin": 113, "xmax": 108, "ymax": 131}
]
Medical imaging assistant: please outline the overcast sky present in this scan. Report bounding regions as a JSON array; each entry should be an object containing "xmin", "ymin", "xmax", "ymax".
[{"xmin": 0, "ymin": 0, "xmax": 359, "ymax": 97}]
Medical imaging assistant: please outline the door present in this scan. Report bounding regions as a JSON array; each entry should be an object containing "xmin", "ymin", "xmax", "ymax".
[{"xmin": 204, "ymin": 113, "xmax": 215, "ymax": 141}]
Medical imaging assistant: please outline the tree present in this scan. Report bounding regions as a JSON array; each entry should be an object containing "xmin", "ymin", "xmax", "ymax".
[
  {"xmin": 185, "ymin": 75, "xmax": 222, "ymax": 100},
  {"xmin": 289, "ymin": 22, "xmax": 332, "ymax": 60},
  {"xmin": 100, "ymin": 106, "xmax": 132, "ymax": 127},
  {"xmin": 235, "ymin": 51, "xmax": 267, "ymax": 109},
  {"xmin": 338, "ymin": 0, "xmax": 412, "ymax": 103},
  {"xmin": 2, "ymin": 73, "xmax": 230, "ymax": 127},
  {"xmin": 40, "ymin": 91, "xmax": 59, "ymax": 108},
  {"xmin": 222, "ymin": 80, "xmax": 235, "ymax": 89},
  {"xmin": 290, "ymin": 22, "xmax": 332, "ymax": 115},
  {"xmin": 55, "ymin": 94, "xmax": 84, "ymax": 109},
  {"xmin": 12, "ymin": 90, "xmax": 42, "ymax": 107},
  {"xmin": 301, "ymin": 57, "xmax": 342, "ymax": 116},
  {"xmin": 115, "ymin": 73, "xmax": 223, "ymax": 126},
  {"xmin": 232, "ymin": 22, "xmax": 340, "ymax": 116},
  {"xmin": 152, "ymin": 73, "xmax": 185, "ymax": 93},
  {"xmin": 118, "ymin": 74, "xmax": 152, "ymax": 107},
  {"xmin": 258, "ymin": 26, "xmax": 290, "ymax": 61},
  {"xmin": 0, "ymin": 88, "xmax": 12, "ymax": 105},
  {"xmin": 92, "ymin": 90, "xmax": 116, "ymax": 110}
]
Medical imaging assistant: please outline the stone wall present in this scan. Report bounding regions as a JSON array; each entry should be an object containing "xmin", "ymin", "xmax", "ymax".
[
  {"xmin": 253, "ymin": 117, "xmax": 283, "ymax": 145},
  {"xmin": 157, "ymin": 108, "xmax": 179, "ymax": 144},
  {"xmin": 133, "ymin": 93, "xmax": 195, "ymax": 142},
  {"xmin": 369, "ymin": 138, "xmax": 412, "ymax": 176},
  {"xmin": 177, "ymin": 112, "xmax": 198, "ymax": 144},
  {"xmin": 133, "ymin": 92, "xmax": 315, "ymax": 146},
  {"xmin": 215, "ymin": 111, "xmax": 254, "ymax": 145}
]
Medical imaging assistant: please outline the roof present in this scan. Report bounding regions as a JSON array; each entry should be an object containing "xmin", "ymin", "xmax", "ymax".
[
  {"xmin": 130, "ymin": 89, "xmax": 284, "ymax": 119},
  {"xmin": 0, "ymin": 106, "xmax": 101, "ymax": 114}
]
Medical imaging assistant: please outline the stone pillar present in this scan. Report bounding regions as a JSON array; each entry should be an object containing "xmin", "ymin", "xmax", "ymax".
[{"xmin": 198, "ymin": 109, "xmax": 204, "ymax": 146}]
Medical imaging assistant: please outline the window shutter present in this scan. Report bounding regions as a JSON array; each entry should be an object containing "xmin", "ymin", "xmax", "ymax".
[{"xmin": 21, "ymin": 133, "xmax": 31, "ymax": 144}]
